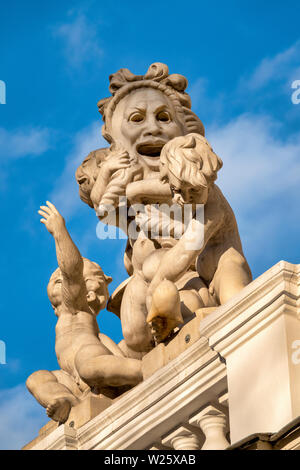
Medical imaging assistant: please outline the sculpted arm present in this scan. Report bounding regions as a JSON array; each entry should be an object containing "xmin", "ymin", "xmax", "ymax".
[
  {"xmin": 38, "ymin": 201, "xmax": 88, "ymax": 312},
  {"xmin": 148, "ymin": 201, "xmax": 224, "ymax": 297},
  {"xmin": 126, "ymin": 179, "xmax": 172, "ymax": 204}
]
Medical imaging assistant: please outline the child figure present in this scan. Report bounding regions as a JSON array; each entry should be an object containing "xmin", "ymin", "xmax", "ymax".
[
  {"xmin": 146, "ymin": 133, "xmax": 252, "ymax": 336},
  {"xmin": 121, "ymin": 133, "xmax": 252, "ymax": 349},
  {"xmin": 26, "ymin": 201, "xmax": 142, "ymax": 423},
  {"xmin": 90, "ymin": 146, "xmax": 143, "ymax": 214}
]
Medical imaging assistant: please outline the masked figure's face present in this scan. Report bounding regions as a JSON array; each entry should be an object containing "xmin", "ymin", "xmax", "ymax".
[{"xmin": 110, "ymin": 88, "xmax": 185, "ymax": 169}]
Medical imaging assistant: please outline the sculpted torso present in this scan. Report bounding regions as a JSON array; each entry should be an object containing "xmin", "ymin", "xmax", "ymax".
[{"xmin": 55, "ymin": 308, "xmax": 100, "ymax": 378}]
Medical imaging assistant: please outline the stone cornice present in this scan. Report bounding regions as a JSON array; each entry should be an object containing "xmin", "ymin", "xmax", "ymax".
[
  {"xmin": 77, "ymin": 337, "xmax": 226, "ymax": 450},
  {"xmin": 30, "ymin": 337, "xmax": 227, "ymax": 450},
  {"xmin": 200, "ymin": 261, "xmax": 300, "ymax": 353}
]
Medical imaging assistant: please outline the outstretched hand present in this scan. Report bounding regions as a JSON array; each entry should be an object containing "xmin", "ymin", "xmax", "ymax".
[{"xmin": 38, "ymin": 201, "xmax": 65, "ymax": 236}]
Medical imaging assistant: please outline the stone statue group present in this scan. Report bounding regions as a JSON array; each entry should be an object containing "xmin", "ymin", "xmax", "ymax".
[{"xmin": 27, "ymin": 63, "xmax": 252, "ymax": 424}]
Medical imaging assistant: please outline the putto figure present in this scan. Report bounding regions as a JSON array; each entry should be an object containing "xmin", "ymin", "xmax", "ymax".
[
  {"xmin": 146, "ymin": 133, "xmax": 252, "ymax": 339},
  {"xmin": 26, "ymin": 202, "xmax": 142, "ymax": 423},
  {"xmin": 121, "ymin": 133, "xmax": 252, "ymax": 344}
]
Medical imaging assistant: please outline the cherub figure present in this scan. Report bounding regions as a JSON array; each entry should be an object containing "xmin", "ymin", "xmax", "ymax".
[
  {"xmin": 146, "ymin": 133, "xmax": 252, "ymax": 337},
  {"xmin": 90, "ymin": 146, "xmax": 143, "ymax": 214},
  {"xmin": 121, "ymin": 133, "xmax": 252, "ymax": 346},
  {"xmin": 26, "ymin": 202, "xmax": 142, "ymax": 423}
]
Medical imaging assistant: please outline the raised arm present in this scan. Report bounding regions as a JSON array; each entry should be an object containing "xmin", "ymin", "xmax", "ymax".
[
  {"xmin": 147, "ymin": 197, "xmax": 224, "ymax": 299},
  {"xmin": 38, "ymin": 201, "xmax": 87, "ymax": 312}
]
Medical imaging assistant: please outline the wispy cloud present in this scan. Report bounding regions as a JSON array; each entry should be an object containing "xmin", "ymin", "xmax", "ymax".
[
  {"xmin": 190, "ymin": 38, "xmax": 300, "ymax": 126},
  {"xmin": 0, "ymin": 127, "xmax": 51, "ymax": 159},
  {"xmin": 50, "ymin": 121, "xmax": 106, "ymax": 217},
  {"xmin": 208, "ymin": 113, "xmax": 300, "ymax": 209},
  {"xmin": 0, "ymin": 384, "xmax": 47, "ymax": 450},
  {"xmin": 244, "ymin": 40, "xmax": 300, "ymax": 91},
  {"xmin": 207, "ymin": 113, "xmax": 300, "ymax": 264},
  {"xmin": 52, "ymin": 12, "xmax": 103, "ymax": 68}
]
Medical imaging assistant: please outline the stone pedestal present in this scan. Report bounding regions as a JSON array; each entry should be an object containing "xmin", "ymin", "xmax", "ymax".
[{"xmin": 201, "ymin": 261, "xmax": 300, "ymax": 444}]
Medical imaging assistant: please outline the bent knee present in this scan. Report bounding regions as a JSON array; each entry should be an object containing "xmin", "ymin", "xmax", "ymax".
[
  {"xmin": 219, "ymin": 248, "xmax": 245, "ymax": 266},
  {"xmin": 218, "ymin": 250, "xmax": 251, "ymax": 278},
  {"xmin": 122, "ymin": 329, "xmax": 152, "ymax": 353},
  {"xmin": 26, "ymin": 370, "xmax": 54, "ymax": 392}
]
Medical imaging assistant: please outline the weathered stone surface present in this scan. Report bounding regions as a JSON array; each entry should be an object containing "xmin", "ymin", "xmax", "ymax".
[
  {"xmin": 142, "ymin": 343, "xmax": 165, "ymax": 380},
  {"xmin": 201, "ymin": 261, "xmax": 300, "ymax": 444},
  {"xmin": 66, "ymin": 394, "xmax": 113, "ymax": 430}
]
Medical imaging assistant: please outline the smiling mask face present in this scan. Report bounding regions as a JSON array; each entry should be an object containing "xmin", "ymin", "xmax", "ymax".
[{"xmin": 110, "ymin": 88, "xmax": 185, "ymax": 169}]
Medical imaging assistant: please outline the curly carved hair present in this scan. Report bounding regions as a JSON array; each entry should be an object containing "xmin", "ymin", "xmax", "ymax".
[
  {"xmin": 97, "ymin": 63, "xmax": 205, "ymax": 144},
  {"xmin": 160, "ymin": 133, "xmax": 223, "ymax": 189}
]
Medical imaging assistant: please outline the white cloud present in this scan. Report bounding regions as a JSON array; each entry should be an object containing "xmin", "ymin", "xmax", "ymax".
[
  {"xmin": 50, "ymin": 121, "xmax": 107, "ymax": 217},
  {"xmin": 206, "ymin": 113, "xmax": 300, "ymax": 263},
  {"xmin": 0, "ymin": 384, "xmax": 48, "ymax": 450},
  {"xmin": 189, "ymin": 40, "xmax": 300, "ymax": 258},
  {"xmin": 241, "ymin": 40, "xmax": 300, "ymax": 91},
  {"xmin": 208, "ymin": 113, "xmax": 300, "ymax": 208},
  {"xmin": 0, "ymin": 127, "xmax": 51, "ymax": 159},
  {"xmin": 190, "ymin": 39, "xmax": 300, "ymax": 124},
  {"xmin": 53, "ymin": 12, "xmax": 103, "ymax": 68}
]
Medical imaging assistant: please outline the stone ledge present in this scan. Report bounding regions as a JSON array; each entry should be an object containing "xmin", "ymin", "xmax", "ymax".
[
  {"xmin": 26, "ymin": 336, "xmax": 226, "ymax": 450},
  {"xmin": 23, "ymin": 394, "xmax": 113, "ymax": 450},
  {"xmin": 200, "ymin": 260, "xmax": 300, "ymax": 343},
  {"xmin": 199, "ymin": 260, "xmax": 300, "ymax": 443}
]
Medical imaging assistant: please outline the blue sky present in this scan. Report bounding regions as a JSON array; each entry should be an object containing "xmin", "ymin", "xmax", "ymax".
[{"xmin": 0, "ymin": 0, "xmax": 299, "ymax": 449}]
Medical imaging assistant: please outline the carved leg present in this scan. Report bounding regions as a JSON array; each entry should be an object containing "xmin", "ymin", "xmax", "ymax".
[
  {"xmin": 121, "ymin": 274, "xmax": 154, "ymax": 352},
  {"xmin": 146, "ymin": 280, "xmax": 183, "ymax": 344},
  {"xmin": 75, "ymin": 343, "xmax": 143, "ymax": 389},
  {"xmin": 118, "ymin": 339, "xmax": 145, "ymax": 360},
  {"xmin": 26, "ymin": 370, "xmax": 80, "ymax": 423},
  {"xmin": 211, "ymin": 249, "xmax": 252, "ymax": 304},
  {"xmin": 179, "ymin": 289, "xmax": 206, "ymax": 322},
  {"xmin": 179, "ymin": 273, "xmax": 218, "ymax": 312}
]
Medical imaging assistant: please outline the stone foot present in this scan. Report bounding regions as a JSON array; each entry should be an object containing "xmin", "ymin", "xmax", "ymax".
[
  {"xmin": 146, "ymin": 280, "xmax": 183, "ymax": 344},
  {"xmin": 46, "ymin": 397, "xmax": 72, "ymax": 424}
]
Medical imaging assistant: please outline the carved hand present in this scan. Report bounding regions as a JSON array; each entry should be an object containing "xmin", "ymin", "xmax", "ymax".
[
  {"xmin": 38, "ymin": 201, "xmax": 65, "ymax": 236},
  {"xmin": 102, "ymin": 149, "xmax": 131, "ymax": 174}
]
